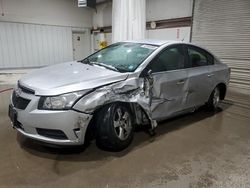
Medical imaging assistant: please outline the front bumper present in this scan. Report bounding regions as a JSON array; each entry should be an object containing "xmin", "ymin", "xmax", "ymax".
[{"xmin": 9, "ymin": 90, "xmax": 92, "ymax": 146}]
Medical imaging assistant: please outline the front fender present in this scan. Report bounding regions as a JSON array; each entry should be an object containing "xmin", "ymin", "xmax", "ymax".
[{"xmin": 72, "ymin": 77, "xmax": 157, "ymax": 129}]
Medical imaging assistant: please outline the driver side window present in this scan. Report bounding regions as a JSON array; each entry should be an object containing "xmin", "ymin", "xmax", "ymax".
[{"xmin": 147, "ymin": 45, "xmax": 185, "ymax": 73}]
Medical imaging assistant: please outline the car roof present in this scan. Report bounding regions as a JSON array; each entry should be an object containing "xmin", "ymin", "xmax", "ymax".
[
  {"xmin": 120, "ymin": 39, "xmax": 215, "ymax": 55},
  {"xmin": 123, "ymin": 39, "xmax": 214, "ymax": 55},
  {"xmin": 124, "ymin": 39, "xmax": 180, "ymax": 46}
]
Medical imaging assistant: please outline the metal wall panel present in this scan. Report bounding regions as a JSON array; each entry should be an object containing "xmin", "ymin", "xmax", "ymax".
[
  {"xmin": 0, "ymin": 22, "xmax": 73, "ymax": 69},
  {"xmin": 147, "ymin": 27, "xmax": 191, "ymax": 42},
  {"xmin": 192, "ymin": 0, "xmax": 250, "ymax": 94}
]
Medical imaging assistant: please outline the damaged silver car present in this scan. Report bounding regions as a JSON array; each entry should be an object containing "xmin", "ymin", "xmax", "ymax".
[{"xmin": 9, "ymin": 40, "xmax": 230, "ymax": 151}]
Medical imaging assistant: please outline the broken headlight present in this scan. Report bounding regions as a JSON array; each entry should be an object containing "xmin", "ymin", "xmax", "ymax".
[{"xmin": 38, "ymin": 91, "xmax": 90, "ymax": 110}]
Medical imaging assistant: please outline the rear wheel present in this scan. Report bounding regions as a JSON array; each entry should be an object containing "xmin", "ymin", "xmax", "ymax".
[
  {"xmin": 207, "ymin": 87, "xmax": 220, "ymax": 110},
  {"xmin": 96, "ymin": 103, "xmax": 134, "ymax": 151}
]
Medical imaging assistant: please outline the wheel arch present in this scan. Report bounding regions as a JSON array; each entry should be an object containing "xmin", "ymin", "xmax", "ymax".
[
  {"xmin": 216, "ymin": 82, "xmax": 227, "ymax": 100},
  {"xmin": 84, "ymin": 101, "xmax": 149, "ymax": 141},
  {"xmin": 89, "ymin": 101, "xmax": 140, "ymax": 151},
  {"xmin": 90, "ymin": 101, "xmax": 147, "ymax": 125}
]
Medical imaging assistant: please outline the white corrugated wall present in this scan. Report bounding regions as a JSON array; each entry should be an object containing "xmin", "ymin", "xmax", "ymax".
[
  {"xmin": 0, "ymin": 22, "xmax": 74, "ymax": 69},
  {"xmin": 191, "ymin": 0, "xmax": 250, "ymax": 94}
]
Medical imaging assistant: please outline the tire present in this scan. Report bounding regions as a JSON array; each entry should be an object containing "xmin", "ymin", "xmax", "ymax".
[
  {"xmin": 207, "ymin": 87, "xmax": 220, "ymax": 110},
  {"xmin": 96, "ymin": 103, "xmax": 134, "ymax": 151}
]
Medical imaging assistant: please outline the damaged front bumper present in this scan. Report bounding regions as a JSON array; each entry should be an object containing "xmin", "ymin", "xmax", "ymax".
[
  {"xmin": 10, "ymin": 91, "xmax": 92, "ymax": 146},
  {"xmin": 15, "ymin": 110, "xmax": 92, "ymax": 145}
]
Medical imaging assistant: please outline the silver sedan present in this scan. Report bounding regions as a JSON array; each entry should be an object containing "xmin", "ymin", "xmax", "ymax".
[{"xmin": 9, "ymin": 40, "xmax": 230, "ymax": 151}]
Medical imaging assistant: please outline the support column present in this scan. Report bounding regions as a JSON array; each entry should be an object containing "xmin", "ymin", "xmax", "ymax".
[{"xmin": 112, "ymin": 0, "xmax": 146, "ymax": 43}]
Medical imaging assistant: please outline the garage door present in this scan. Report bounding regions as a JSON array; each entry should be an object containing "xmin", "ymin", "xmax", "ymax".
[
  {"xmin": 0, "ymin": 22, "xmax": 73, "ymax": 69},
  {"xmin": 191, "ymin": 0, "xmax": 250, "ymax": 94}
]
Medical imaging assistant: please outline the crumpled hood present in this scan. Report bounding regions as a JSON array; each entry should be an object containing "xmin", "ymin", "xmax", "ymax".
[{"xmin": 19, "ymin": 61, "xmax": 128, "ymax": 96}]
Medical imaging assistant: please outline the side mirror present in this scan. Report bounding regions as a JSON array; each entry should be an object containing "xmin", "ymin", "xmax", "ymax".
[
  {"xmin": 140, "ymin": 68, "xmax": 153, "ymax": 78},
  {"xmin": 147, "ymin": 69, "xmax": 152, "ymax": 77}
]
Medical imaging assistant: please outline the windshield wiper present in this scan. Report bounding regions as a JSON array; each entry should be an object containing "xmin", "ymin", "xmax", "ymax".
[
  {"xmin": 79, "ymin": 59, "xmax": 120, "ymax": 72},
  {"xmin": 78, "ymin": 58, "xmax": 92, "ymax": 65},
  {"xmin": 92, "ymin": 62, "xmax": 120, "ymax": 72}
]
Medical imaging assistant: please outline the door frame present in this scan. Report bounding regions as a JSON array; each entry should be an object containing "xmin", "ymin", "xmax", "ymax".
[
  {"xmin": 140, "ymin": 44, "xmax": 190, "ymax": 120},
  {"xmin": 182, "ymin": 44, "xmax": 216, "ymax": 107},
  {"xmin": 72, "ymin": 29, "xmax": 91, "ymax": 61}
]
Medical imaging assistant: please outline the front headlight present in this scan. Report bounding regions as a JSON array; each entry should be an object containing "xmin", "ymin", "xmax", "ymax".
[{"xmin": 38, "ymin": 91, "xmax": 89, "ymax": 110}]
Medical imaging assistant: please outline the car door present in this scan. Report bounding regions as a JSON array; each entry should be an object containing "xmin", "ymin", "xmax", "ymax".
[
  {"xmin": 184, "ymin": 44, "xmax": 215, "ymax": 108},
  {"xmin": 143, "ymin": 44, "xmax": 189, "ymax": 121}
]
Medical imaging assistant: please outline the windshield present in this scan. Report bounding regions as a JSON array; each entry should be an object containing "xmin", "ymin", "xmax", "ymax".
[{"xmin": 83, "ymin": 42, "xmax": 158, "ymax": 72}]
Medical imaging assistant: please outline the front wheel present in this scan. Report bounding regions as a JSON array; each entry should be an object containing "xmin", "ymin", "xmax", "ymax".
[
  {"xmin": 207, "ymin": 87, "xmax": 220, "ymax": 110},
  {"xmin": 96, "ymin": 103, "xmax": 134, "ymax": 151}
]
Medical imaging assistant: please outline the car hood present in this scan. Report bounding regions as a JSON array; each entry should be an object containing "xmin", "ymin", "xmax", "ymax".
[{"xmin": 19, "ymin": 61, "xmax": 128, "ymax": 96}]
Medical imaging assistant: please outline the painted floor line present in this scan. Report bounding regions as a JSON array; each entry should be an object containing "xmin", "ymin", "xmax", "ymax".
[{"xmin": 0, "ymin": 88, "xmax": 13, "ymax": 94}]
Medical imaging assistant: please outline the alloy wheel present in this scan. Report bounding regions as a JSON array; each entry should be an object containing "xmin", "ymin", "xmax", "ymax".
[
  {"xmin": 213, "ymin": 87, "xmax": 220, "ymax": 108},
  {"xmin": 113, "ymin": 107, "xmax": 132, "ymax": 140}
]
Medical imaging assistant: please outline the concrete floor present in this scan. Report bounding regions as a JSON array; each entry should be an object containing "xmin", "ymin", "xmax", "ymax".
[{"xmin": 0, "ymin": 85, "xmax": 249, "ymax": 188}]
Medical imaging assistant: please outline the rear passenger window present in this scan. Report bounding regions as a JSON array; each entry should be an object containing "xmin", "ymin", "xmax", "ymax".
[
  {"xmin": 188, "ymin": 46, "xmax": 214, "ymax": 67},
  {"xmin": 206, "ymin": 53, "xmax": 214, "ymax": 65}
]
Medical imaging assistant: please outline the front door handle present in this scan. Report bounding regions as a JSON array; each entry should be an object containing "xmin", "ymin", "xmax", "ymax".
[
  {"xmin": 207, "ymin": 73, "xmax": 214, "ymax": 77},
  {"xmin": 177, "ymin": 80, "xmax": 185, "ymax": 85}
]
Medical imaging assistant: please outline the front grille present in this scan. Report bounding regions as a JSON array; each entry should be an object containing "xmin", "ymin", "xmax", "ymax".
[
  {"xmin": 36, "ymin": 128, "xmax": 68, "ymax": 140},
  {"xmin": 15, "ymin": 120, "xmax": 24, "ymax": 131},
  {"xmin": 18, "ymin": 82, "xmax": 35, "ymax": 95},
  {"xmin": 12, "ymin": 91, "xmax": 31, "ymax": 110}
]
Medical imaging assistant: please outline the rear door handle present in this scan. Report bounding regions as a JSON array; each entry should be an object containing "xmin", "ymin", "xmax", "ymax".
[
  {"xmin": 207, "ymin": 73, "xmax": 214, "ymax": 77},
  {"xmin": 177, "ymin": 80, "xmax": 185, "ymax": 85}
]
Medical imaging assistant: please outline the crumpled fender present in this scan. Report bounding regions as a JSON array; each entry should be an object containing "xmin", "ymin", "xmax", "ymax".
[{"xmin": 73, "ymin": 76, "xmax": 157, "ymax": 129}]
